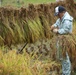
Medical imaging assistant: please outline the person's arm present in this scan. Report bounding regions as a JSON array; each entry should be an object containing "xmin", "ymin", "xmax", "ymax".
[
  {"xmin": 50, "ymin": 19, "xmax": 59, "ymax": 31},
  {"xmin": 50, "ymin": 25, "xmax": 55, "ymax": 31},
  {"xmin": 58, "ymin": 20, "xmax": 72, "ymax": 34}
]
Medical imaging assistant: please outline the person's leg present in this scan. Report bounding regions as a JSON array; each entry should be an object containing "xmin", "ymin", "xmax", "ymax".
[{"xmin": 62, "ymin": 53, "xmax": 71, "ymax": 75}]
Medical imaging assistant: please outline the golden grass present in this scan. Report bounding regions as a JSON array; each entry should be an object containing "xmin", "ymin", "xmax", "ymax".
[{"xmin": 0, "ymin": 50, "xmax": 61, "ymax": 75}]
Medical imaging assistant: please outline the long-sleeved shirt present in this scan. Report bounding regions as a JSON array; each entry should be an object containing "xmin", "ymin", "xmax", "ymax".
[{"xmin": 54, "ymin": 12, "xmax": 73, "ymax": 34}]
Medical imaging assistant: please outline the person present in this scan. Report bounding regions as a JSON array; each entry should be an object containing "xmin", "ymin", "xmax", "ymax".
[{"xmin": 51, "ymin": 6, "xmax": 73, "ymax": 75}]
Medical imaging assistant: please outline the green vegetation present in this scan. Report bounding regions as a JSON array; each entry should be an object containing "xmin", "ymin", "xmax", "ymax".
[
  {"xmin": 1, "ymin": 0, "xmax": 76, "ymax": 7},
  {"xmin": 1, "ymin": 0, "xmax": 55, "ymax": 7}
]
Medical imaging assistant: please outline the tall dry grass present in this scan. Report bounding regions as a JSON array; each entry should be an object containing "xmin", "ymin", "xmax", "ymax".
[{"xmin": 0, "ymin": 49, "xmax": 61, "ymax": 75}]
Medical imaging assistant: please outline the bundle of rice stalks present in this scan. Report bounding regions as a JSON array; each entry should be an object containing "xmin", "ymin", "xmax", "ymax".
[
  {"xmin": 50, "ymin": 35, "xmax": 76, "ymax": 72},
  {"xmin": 19, "ymin": 7, "xmax": 27, "ymax": 19},
  {"xmin": 0, "ymin": 7, "xmax": 53, "ymax": 46},
  {"xmin": 38, "ymin": 15, "xmax": 52, "ymax": 39},
  {"xmin": 23, "ymin": 19, "xmax": 43, "ymax": 43},
  {"xmin": 0, "ymin": 0, "xmax": 76, "ymax": 46},
  {"xmin": 23, "ymin": 18, "xmax": 53, "ymax": 43},
  {"xmin": 27, "ymin": 4, "xmax": 38, "ymax": 19},
  {"xmin": 37, "ymin": 3, "xmax": 56, "ymax": 25},
  {"xmin": 32, "ymin": 60, "xmax": 61, "ymax": 75},
  {"xmin": 0, "ymin": 8, "xmax": 15, "ymax": 46}
]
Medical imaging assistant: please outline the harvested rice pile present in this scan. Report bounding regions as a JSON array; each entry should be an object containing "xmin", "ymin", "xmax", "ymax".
[{"xmin": 0, "ymin": 0, "xmax": 76, "ymax": 46}]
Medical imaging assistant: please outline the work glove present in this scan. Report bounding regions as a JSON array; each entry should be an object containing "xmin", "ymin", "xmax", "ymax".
[{"xmin": 53, "ymin": 29, "xmax": 58, "ymax": 33}]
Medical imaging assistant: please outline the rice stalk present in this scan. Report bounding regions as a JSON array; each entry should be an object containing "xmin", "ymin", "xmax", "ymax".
[
  {"xmin": 27, "ymin": 19, "xmax": 41, "ymax": 43},
  {"xmin": 11, "ymin": 17, "xmax": 25, "ymax": 43}
]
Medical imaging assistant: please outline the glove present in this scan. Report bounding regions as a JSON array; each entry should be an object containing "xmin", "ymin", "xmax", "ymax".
[{"xmin": 53, "ymin": 29, "xmax": 58, "ymax": 33}]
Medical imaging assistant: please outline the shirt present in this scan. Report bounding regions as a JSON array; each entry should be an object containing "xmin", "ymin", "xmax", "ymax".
[{"xmin": 54, "ymin": 12, "xmax": 73, "ymax": 34}]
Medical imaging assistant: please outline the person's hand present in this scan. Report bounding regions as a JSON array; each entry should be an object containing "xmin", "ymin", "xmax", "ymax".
[
  {"xmin": 50, "ymin": 25, "xmax": 55, "ymax": 31},
  {"xmin": 53, "ymin": 29, "xmax": 58, "ymax": 33}
]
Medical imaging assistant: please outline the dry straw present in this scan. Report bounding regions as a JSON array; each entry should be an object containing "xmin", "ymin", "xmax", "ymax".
[{"xmin": 50, "ymin": 35, "xmax": 76, "ymax": 71}]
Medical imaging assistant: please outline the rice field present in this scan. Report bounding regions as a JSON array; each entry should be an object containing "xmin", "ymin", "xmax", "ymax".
[{"xmin": 0, "ymin": 0, "xmax": 76, "ymax": 75}]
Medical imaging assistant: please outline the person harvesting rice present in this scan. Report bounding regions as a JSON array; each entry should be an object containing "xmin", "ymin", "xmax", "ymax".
[{"xmin": 51, "ymin": 6, "xmax": 73, "ymax": 75}]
